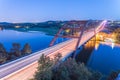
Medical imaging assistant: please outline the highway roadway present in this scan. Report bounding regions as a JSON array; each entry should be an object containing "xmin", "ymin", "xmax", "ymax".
[{"xmin": 0, "ymin": 20, "xmax": 107, "ymax": 80}]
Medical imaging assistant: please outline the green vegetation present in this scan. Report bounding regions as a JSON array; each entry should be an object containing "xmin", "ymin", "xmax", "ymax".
[
  {"xmin": 7, "ymin": 27, "xmax": 59, "ymax": 35},
  {"xmin": 10, "ymin": 43, "xmax": 21, "ymax": 57},
  {"xmin": 0, "ymin": 21, "xmax": 65, "ymax": 35},
  {"xmin": 0, "ymin": 43, "xmax": 7, "ymax": 63},
  {"xmin": 113, "ymin": 28, "xmax": 120, "ymax": 43},
  {"xmin": 0, "ymin": 43, "xmax": 32, "ymax": 64},
  {"xmin": 22, "ymin": 43, "xmax": 32, "ymax": 55},
  {"xmin": 32, "ymin": 54, "xmax": 102, "ymax": 80},
  {"xmin": 107, "ymin": 71, "xmax": 120, "ymax": 80}
]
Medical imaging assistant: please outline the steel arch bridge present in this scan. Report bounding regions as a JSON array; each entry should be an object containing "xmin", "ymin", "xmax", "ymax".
[{"xmin": 49, "ymin": 20, "xmax": 107, "ymax": 58}]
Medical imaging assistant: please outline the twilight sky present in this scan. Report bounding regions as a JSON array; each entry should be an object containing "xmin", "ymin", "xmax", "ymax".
[{"xmin": 0, "ymin": 0, "xmax": 120, "ymax": 22}]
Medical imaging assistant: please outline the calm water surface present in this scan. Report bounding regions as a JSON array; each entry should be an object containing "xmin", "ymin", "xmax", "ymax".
[
  {"xmin": 0, "ymin": 30, "xmax": 66, "ymax": 52},
  {"xmin": 87, "ymin": 42, "xmax": 120, "ymax": 75}
]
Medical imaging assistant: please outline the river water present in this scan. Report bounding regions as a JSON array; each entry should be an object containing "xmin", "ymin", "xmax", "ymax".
[
  {"xmin": 87, "ymin": 41, "xmax": 120, "ymax": 75},
  {"xmin": 76, "ymin": 36, "xmax": 120, "ymax": 77},
  {"xmin": 0, "ymin": 30, "xmax": 66, "ymax": 52}
]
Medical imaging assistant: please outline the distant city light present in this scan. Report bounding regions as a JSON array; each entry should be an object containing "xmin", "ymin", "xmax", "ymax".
[{"xmin": 15, "ymin": 26, "xmax": 21, "ymax": 28}]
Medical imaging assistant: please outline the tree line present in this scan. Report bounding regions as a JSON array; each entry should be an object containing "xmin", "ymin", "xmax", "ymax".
[
  {"xmin": 0, "ymin": 43, "xmax": 32, "ymax": 64},
  {"xmin": 31, "ymin": 53, "xmax": 102, "ymax": 80}
]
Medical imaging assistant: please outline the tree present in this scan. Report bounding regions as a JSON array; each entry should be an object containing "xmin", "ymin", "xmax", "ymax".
[
  {"xmin": 0, "ymin": 43, "xmax": 7, "ymax": 63},
  {"xmin": 0, "ymin": 43, "xmax": 7, "ymax": 55},
  {"xmin": 107, "ymin": 71, "xmax": 120, "ymax": 80},
  {"xmin": 10, "ymin": 43, "xmax": 21, "ymax": 57},
  {"xmin": 53, "ymin": 58, "xmax": 92, "ymax": 80},
  {"xmin": 54, "ymin": 53, "xmax": 62, "ymax": 64},
  {"xmin": 89, "ymin": 70, "xmax": 102, "ymax": 80},
  {"xmin": 34, "ymin": 54, "xmax": 54, "ymax": 80},
  {"xmin": 22, "ymin": 43, "xmax": 32, "ymax": 55}
]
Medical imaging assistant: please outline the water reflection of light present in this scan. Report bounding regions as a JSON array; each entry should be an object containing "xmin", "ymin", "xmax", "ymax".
[
  {"xmin": 15, "ymin": 26, "xmax": 21, "ymax": 28},
  {"xmin": 95, "ymin": 41, "xmax": 100, "ymax": 50},
  {"xmin": 102, "ymin": 42, "xmax": 115, "ymax": 49},
  {"xmin": 104, "ymin": 38, "xmax": 115, "ymax": 49},
  {"xmin": 111, "ymin": 42, "xmax": 115, "ymax": 49}
]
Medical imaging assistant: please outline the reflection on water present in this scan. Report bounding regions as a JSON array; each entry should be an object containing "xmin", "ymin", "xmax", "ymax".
[
  {"xmin": 76, "ymin": 36, "xmax": 120, "ymax": 76},
  {"xmin": 76, "ymin": 39, "xmax": 95, "ymax": 64},
  {"xmin": 87, "ymin": 41, "xmax": 120, "ymax": 75},
  {"xmin": 95, "ymin": 41, "xmax": 100, "ymax": 50},
  {"xmin": 104, "ymin": 42, "xmax": 115, "ymax": 49}
]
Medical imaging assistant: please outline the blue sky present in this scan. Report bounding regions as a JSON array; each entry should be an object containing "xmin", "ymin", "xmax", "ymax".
[{"xmin": 0, "ymin": 0, "xmax": 120, "ymax": 22}]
